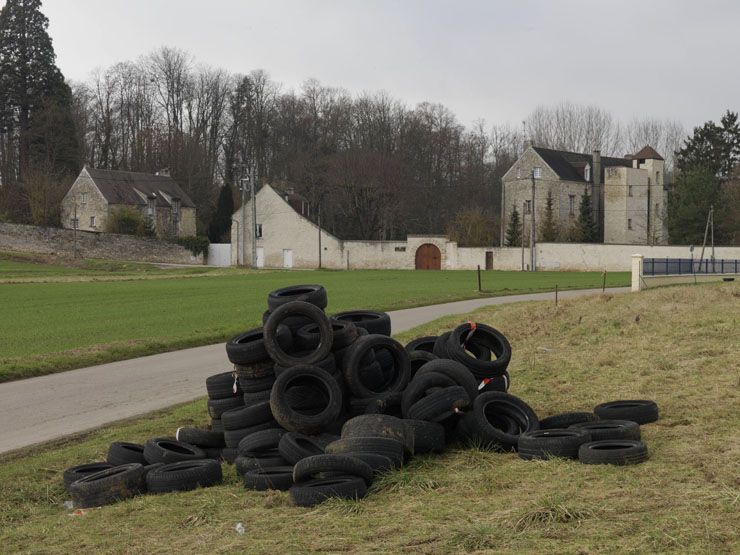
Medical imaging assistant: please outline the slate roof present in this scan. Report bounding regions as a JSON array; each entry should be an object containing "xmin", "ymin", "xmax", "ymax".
[
  {"xmin": 85, "ymin": 167, "xmax": 195, "ymax": 208},
  {"xmin": 532, "ymin": 147, "xmax": 632, "ymax": 183},
  {"xmin": 633, "ymin": 145, "xmax": 665, "ymax": 160}
]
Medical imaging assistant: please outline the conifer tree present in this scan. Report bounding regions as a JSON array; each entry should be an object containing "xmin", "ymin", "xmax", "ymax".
[{"xmin": 505, "ymin": 205, "xmax": 522, "ymax": 247}]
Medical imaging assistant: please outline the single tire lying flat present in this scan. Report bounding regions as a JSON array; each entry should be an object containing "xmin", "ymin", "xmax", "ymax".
[
  {"xmin": 143, "ymin": 438, "xmax": 206, "ymax": 465},
  {"xmin": 569, "ymin": 419, "xmax": 641, "ymax": 442},
  {"xmin": 325, "ymin": 437, "xmax": 404, "ymax": 468},
  {"xmin": 235, "ymin": 453, "xmax": 288, "ymax": 475},
  {"xmin": 293, "ymin": 454, "xmax": 374, "ymax": 486},
  {"xmin": 518, "ymin": 429, "xmax": 591, "ymax": 460},
  {"xmin": 289, "ymin": 476, "xmax": 367, "ymax": 507},
  {"xmin": 332, "ymin": 310, "xmax": 392, "ymax": 336},
  {"xmin": 69, "ymin": 463, "xmax": 145, "ymax": 508},
  {"xmin": 593, "ymin": 400, "xmax": 659, "ymax": 424},
  {"xmin": 579, "ymin": 439, "xmax": 649, "ymax": 465},
  {"xmin": 243, "ymin": 466, "xmax": 294, "ymax": 491},
  {"xmin": 267, "ymin": 284, "xmax": 328, "ymax": 311},
  {"xmin": 146, "ymin": 459, "xmax": 223, "ymax": 493}
]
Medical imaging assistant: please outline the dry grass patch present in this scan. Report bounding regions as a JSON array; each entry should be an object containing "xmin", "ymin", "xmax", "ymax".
[{"xmin": 0, "ymin": 282, "xmax": 737, "ymax": 554}]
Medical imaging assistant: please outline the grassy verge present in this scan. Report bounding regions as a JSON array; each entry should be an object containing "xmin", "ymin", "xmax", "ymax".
[
  {"xmin": 0, "ymin": 267, "xmax": 628, "ymax": 382},
  {"xmin": 0, "ymin": 283, "xmax": 737, "ymax": 553}
]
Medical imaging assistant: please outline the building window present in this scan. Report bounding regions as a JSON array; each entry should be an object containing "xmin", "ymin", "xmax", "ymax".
[
  {"xmin": 395, "ymin": 247, "xmax": 406, "ymax": 252},
  {"xmin": 533, "ymin": 167, "xmax": 542, "ymax": 179},
  {"xmin": 516, "ymin": 167, "xmax": 522, "ymax": 179},
  {"xmin": 584, "ymin": 164, "xmax": 591, "ymax": 182},
  {"xmin": 569, "ymin": 194, "xmax": 576, "ymax": 216},
  {"xmin": 255, "ymin": 224, "xmax": 263, "ymax": 239},
  {"xmin": 80, "ymin": 192, "xmax": 87, "ymax": 204},
  {"xmin": 524, "ymin": 200, "xmax": 532, "ymax": 214},
  {"xmin": 90, "ymin": 216, "xmax": 96, "ymax": 227},
  {"xmin": 628, "ymin": 185, "xmax": 633, "ymax": 197},
  {"xmin": 627, "ymin": 218, "xmax": 633, "ymax": 230}
]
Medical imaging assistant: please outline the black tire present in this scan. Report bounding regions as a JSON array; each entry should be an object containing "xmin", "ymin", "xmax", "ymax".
[
  {"xmin": 69, "ymin": 463, "xmax": 145, "ymax": 508},
  {"xmin": 364, "ymin": 392, "xmax": 404, "ymax": 418},
  {"xmin": 401, "ymin": 371, "xmax": 456, "ymax": 417},
  {"xmin": 206, "ymin": 371, "xmax": 241, "ymax": 399},
  {"xmin": 405, "ymin": 336, "xmax": 438, "ymax": 354},
  {"xmin": 341, "ymin": 414, "xmax": 413, "ymax": 457},
  {"xmin": 237, "ymin": 428, "xmax": 286, "ymax": 456},
  {"xmin": 211, "ymin": 418, "xmax": 224, "ymax": 433},
  {"xmin": 235, "ymin": 453, "xmax": 288, "ymax": 475},
  {"xmin": 570, "ymin": 420, "xmax": 641, "ymax": 442},
  {"xmin": 342, "ymin": 452, "xmax": 394, "ymax": 474},
  {"xmin": 221, "ymin": 448, "xmax": 238, "ymax": 463},
  {"xmin": 407, "ymin": 386, "xmax": 470, "ymax": 423},
  {"xmin": 234, "ymin": 361, "xmax": 275, "ymax": 380},
  {"xmin": 325, "ymin": 437, "xmax": 404, "ymax": 468},
  {"xmin": 579, "ymin": 439, "xmax": 649, "ymax": 465},
  {"xmin": 408, "ymin": 350, "xmax": 438, "ymax": 377},
  {"xmin": 432, "ymin": 332, "xmax": 453, "ymax": 358},
  {"xmin": 203, "ymin": 448, "xmax": 223, "ymax": 460},
  {"xmin": 263, "ymin": 309, "xmax": 313, "ymax": 335},
  {"xmin": 278, "ymin": 432, "xmax": 336, "ymax": 465},
  {"xmin": 518, "ymin": 429, "xmax": 591, "ymax": 460},
  {"xmin": 593, "ymin": 400, "xmax": 659, "ymax": 424},
  {"xmin": 237, "ymin": 373, "xmax": 276, "ymax": 394},
  {"xmin": 404, "ymin": 419, "xmax": 446, "ymax": 454},
  {"xmin": 265, "ymin": 302, "xmax": 334, "ymax": 366},
  {"xmin": 296, "ymin": 321, "xmax": 359, "ymax": 351},
  {"xmin": 478, "ymin": 371, "xmax": 511, "ymax": 393},
  {"xmin": 332, "ymin": 310, "xmax": 391, "ymax": 336},
  {"xmin": 274, "ymin": 353, "xmax": 336, "ymax": 377},
  {"xmin": 270, "ymin": 365, "xmax": 343, "ymax": 435},
  {"xmin": 63, "ymin": 462, "xmax": 114, "ymax": 490},
  {"xmin": 540, "ymin": 412, "xmax": 599, "ymax": 430},
  {"xmin": 223, "ymin": 421, "xmax": 279, "ymax": 448},
  {"xmin": 343, "ymin": 335, "xmax": 410, "ymax": 398},
  {"xmin": 243, "ymin": 389, "xmax": 272, "ymax": 405},
  {"xmin": 243, "ymin": 466, "xmax": 295, "ymax": 491},
  {"xmin": 226, "ymin": 326, "xmax": 293, "ymax": 365},
  {"xmin": 207, "ymin": 396, "xmax": 243, "ymax": 419},
  {"xmin": 457, "ymin": 392, "xmax": 539, "ymax": 451},
  {"xmin": 289, "ymin": 476, "xmax": 367, "ymax": 507},
  {"xmin": 176, "ymin": 427, "xmax": 225, "ymax": 448},
  {"xmin": 143, "ymin": 438, "xmax": 206, "ymax": 464},
  {"xmin": 146, "ymin": 459, "xmax": 223, "ymax": 493},
  {"xmin": 447, "ymin": 323, "xmax": 512, "ymax": 376},
  {"xmin": 267, "ymin": 284, "xmax": 328, "ymax": 311},
  {"xmin": 415, "ymin": 359, "xmax": 479, "ymax": 403},
  {"xmin": 222, "ymin": 401, "xmax": 274, "ymax": 431},
  {"xmin": 106, "ymin": 441, "xmax": 147, "ymax": 466},
  {"xmin": 294, "ymin": 454, "xmax": 374, "ymax": 485}
]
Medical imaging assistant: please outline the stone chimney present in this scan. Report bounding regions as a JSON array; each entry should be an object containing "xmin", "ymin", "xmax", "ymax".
[{"xmin": 592, "ymin": 150, "xmax": 601, "ymax": 186}]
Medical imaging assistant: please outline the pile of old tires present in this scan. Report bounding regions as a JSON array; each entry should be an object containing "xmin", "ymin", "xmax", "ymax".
[{"xmin": 62, "ymin": 284, "xmax": 658, "ymax": 509}]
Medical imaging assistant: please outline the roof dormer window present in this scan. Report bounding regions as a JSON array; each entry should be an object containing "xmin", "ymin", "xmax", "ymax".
[{"xmin": 584, "ymin": 164, "xmax": 591, "ymax": 182}]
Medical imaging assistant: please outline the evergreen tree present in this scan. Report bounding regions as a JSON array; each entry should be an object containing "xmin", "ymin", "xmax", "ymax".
[
  {"xmin": 208, "ymin": 183, "xmax": 235, "ymax": 242},
  {"xmin": 666, "ymin": 166, "xmax": 726, "ymax": 244},
  {"xmin": 505, "ymin": 205, "xmax": 522, "ymax": 247},
  {"xmin": 539, "ymin": 189, "xmax": 559, "ymax": 241},
  {"xmin": 676, "ymin": 110, "xmax": 740, "ymax": 177},
  {"xmin": 574, "ymin": 187, "xmax": 598, "ymax": 242},
  {"xmin": 0, "ymin": 0, "xmax": 77, "ymax": 181}
]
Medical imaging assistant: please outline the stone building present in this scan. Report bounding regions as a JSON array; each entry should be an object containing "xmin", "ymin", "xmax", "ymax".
[
  {"xmin": 61, "ymin": 167, "xmax": 196, "ymax": 237},
  {"xmin": 501, "ymin": 144, "xmax": 667, "ymax": 245}
]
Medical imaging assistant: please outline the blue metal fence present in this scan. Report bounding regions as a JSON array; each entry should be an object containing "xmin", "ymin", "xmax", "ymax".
[{"xmin": 643, "ymin": 258, "xmax": 740, "ymax": 276}]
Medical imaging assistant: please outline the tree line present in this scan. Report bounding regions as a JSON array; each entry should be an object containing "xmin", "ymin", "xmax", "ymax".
[{"xmin": 0, "ymin": 1, "xmax": 736, "ymax": 246}]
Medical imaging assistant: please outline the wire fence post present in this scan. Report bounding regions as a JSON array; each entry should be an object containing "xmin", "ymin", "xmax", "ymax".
[
  {"xmin": 602, "ymin": 271, "xmax": 607, "ymax": 292},
  {"xmin": 477, "ymin": 265, "xmax": 482, "ymax": 292},
  {"xmin": 555, "ymin": 284, "xmax": 558, "ymax": 306}
]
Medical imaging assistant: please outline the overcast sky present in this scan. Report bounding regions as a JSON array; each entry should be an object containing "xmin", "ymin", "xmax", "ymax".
[{"xmin": 34, "ymin": 0, "xmax": 740, "ymax": 131}]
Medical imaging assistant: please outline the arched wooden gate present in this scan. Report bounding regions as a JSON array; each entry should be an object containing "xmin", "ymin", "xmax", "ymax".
[{"xmin": 415, "ymin": 243, "xmax": 441, "ymax": 270}]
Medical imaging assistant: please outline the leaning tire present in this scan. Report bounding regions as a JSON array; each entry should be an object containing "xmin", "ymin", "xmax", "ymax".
[
  {"xmin": 226, "ymin": 326, "xmax": 293, "ymax": 365},
  {"xmin": 237, "ymin": 428, "xmax": 286, "ymax": 456},
  {"xmin": 518, "ymin": 429, "xmax": 591, "ymax": 460},
  {"xmin": 270, "ymin": 365, "xmax": 343, "ymax": 435},
  {"xmin": 343, "ymin": 335, "xmax": 410, "ymax": 398},
  {"xmin": 579, "ymin": 439, "xmax": 649, "ymax": 465},
  {"xmin": 405, "ymin": 336, "xmax": 438, "ymax": 354},
  {"xmin": 415, "ymin": 359, "xmax": 479, "ymax": 403},
  {"xmin": 295, "ymin": 321, "xmax": 359, "ymax": 351},
  {"xmin": 107, "ymin": 442, "xmax": 147, "ymax": 466},
  {"xmin": 593, "ymin": 400, "xmax": 659, "ymax": 424},
  {"xmin": 221, "ymin": 401, "xmax": 274, "ymax": 431},
  {"xmin": 407, "ymin": 386, "xmax": 470, "ymax": 423},
  {"xmin": 265, "ymin": 302, "xmax": 334, "ymax": 366},
  {"xmin": 457, "ymin": 392, "xmax": 539, "ymax": 451},
  {"xmin": 401, "ymin": 371, "xmax": 456, "ymax": 417},
  {"xmin": 143, "ymin": 438, "xmax": 206, "ymax": 464},
  {"xmin": 69, "ymin": 463, "xmax": 145, "ymax": 508},
  {"xmin": 175, "ymin": 427, "xmax": 225, "ymax": 448},
  {"xmin": 146, "ymin": 459, "xmax": 223, "ymax": 493},
  {"xmin": 446, "ymin": 323, "xmax": 512, "ymax": 377},
  {"xmin": 63, "ymin": 462, "xmax": 114, "ymax": 490}
]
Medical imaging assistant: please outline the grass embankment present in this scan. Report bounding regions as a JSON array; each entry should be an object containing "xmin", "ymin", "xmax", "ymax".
[
  {"xmin": 0, "ymin": 283, "xmax": 737, "ymax": 553},
  {"xmin": 0, "ymin": 254, "xmax": 628, "ymax": 381}
]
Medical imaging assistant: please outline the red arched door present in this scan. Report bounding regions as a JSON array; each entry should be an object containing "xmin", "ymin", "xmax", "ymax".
[{"xmin": 415, "ymin": 243, "xmax": 441, "ymax": 270}]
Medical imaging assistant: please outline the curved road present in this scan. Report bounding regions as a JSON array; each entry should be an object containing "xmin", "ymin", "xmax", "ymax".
[{"xmin": 0, "ymin": 287, "xmax": 628, "ymax": 454}]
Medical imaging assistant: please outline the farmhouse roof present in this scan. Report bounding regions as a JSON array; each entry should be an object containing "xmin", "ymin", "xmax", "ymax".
[
  {"xmin": 85, "ymin": 167, "xmax": 195, "ymax": 208},
  {"xmin": 632, "ymin": 145, "xmax": 665, "ymax": 160},
  {"xmin": 532, "ymin": 146, "xmax": 632, "ymax": 182}
]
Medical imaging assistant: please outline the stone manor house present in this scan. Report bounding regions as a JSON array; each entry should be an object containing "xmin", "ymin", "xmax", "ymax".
[
  {"xmin": 61, "ymin": 167, "xmax": 196, "ymax": 238},
  {"xmin": 502, "ymin": 144, "xmax": 667, "ymax": 245}
]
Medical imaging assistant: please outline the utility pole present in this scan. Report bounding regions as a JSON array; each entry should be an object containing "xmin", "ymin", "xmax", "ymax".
[
  {"xmin": 530, "ymin": 170, "xmax": 536, "ymax": 272},
  {"xmin": 500, "ymin": 178, "xmax": 506, "ymax": 247},
  {"xmin": 251, "ymin": 166, "xmax": 257, "ymax": 268},
  {"xmin": 696, "ymin": 205, "xmax": 713, "ymax": 273},
  {"xmin": 710, "ymin": 204, "xmax": 715, "ymax": 270},
  {"xmin": 318, "ymin": 204, "xmax": 322, "ymax": 269},
  {"xmin": 521, "ymin": 201, "xmax": 526, "ymax": 271},
  {"xmin": 73, "ymin": 202, "xmax": 78, "ymax": 258},
  {"xmin": 240, "ymin": 176, "xmax": 248, "ymax": 267}
]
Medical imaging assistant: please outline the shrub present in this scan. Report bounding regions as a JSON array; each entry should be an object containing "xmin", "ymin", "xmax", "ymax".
[
  {"xmin": 106, "ymin": 207, "xmax": 154, "ymax": 236},
  {"xmin": 174, "ymin": 236, "xmax": 210, "ymax": 258}
]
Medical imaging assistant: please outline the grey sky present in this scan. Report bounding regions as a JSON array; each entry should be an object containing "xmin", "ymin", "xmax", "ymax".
[{"xmin": 37, "ymin": 0, "xmax": 740, "ymax": 131}]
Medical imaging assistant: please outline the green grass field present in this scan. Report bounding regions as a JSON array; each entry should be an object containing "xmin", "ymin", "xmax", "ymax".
[
  {"xmin": 0, "ymin": 254, "xmax": 629, "ymax": 382},
  {"xmin": 0, "ymin": 283, "xmax": 737, "ymax": 554}
]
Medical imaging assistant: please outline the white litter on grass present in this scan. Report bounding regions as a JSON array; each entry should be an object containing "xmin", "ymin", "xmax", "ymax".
[
  {"xmin": 235, "ymin": 522, "xmax": 245, "ymax": 535},
  {"xmin": 63, "ymin": 500, "xmax": 74, "ymax": 510}
]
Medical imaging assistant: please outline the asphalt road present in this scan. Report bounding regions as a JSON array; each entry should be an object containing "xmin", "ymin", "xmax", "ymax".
[{"xmin": 0, "ymin": 287, "xmax": 628, "ymax": 455}]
